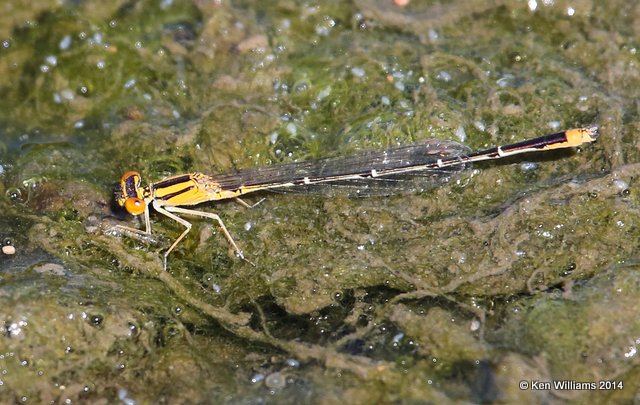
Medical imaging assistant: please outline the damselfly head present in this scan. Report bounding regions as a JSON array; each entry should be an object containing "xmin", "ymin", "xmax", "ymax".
[
  {"xmin": 117, "ymin": 171, "xmax": 147, "ymax": 215},
  {"xmin": 123, "ymin": 196, "xmax": 146, "ymax": 215}
]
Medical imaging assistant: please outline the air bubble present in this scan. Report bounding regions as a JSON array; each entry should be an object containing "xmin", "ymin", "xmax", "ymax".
[{"xmin": 265, "ymin": 372, "xmax": 286, "ymax": 389}]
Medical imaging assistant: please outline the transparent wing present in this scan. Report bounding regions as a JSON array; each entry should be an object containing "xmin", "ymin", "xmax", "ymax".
[{"xmin": 211, "ymin": 139, "xmax": 470, "ymax": 197}]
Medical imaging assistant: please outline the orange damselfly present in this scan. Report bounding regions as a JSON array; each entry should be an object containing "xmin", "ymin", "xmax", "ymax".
[{"xmin": 116, "ymin": 125, "xmax": 598, "ymax": 270}]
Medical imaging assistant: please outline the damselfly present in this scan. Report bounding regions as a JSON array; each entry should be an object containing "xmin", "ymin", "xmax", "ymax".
[{"xmin": 116, "ymin": 125, "xmax": 598, "ymax": 270}]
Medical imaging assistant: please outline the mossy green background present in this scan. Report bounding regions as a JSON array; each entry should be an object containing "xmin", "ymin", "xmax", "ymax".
[{"xmin": 0, "ymin": 0, "xmax": 638, "ymax": 403}]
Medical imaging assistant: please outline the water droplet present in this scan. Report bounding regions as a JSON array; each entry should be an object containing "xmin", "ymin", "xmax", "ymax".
[
  {"xmin": 265, "ymin": 372, "xmax": 286, "ymax": 389},
  {"xmin": 6, "ymin": 187, "xmax": 25, "ymax": 203},
  {"xmin": 613, "ymin": 179, "xmax": 628, "ymax": 190},
  {"xmin": 123, "ymin": 79, "xmax": 136, "ymax": 89},
  {"xmin": 89, "ymin": 314, "xmax": 103, "ymax": 327},
  {"xmin": 250, "ymin": 373, "xmax": 264, "ymax": 383},
  {"xmin": 520, "ymin": 162, "xmax": 538, "ymax": 172},
  {"xmin": 59, "ymin": 35, "xmax": 71, "ymax": 50},
  {"xmin": 436, "ymin": 71, "xmax": 451, "ymax": 82},
  {"xmin": 285, "ymin": 358, "xmax": 299, "ymax": 367},
  {"xmin": 455, "ymin": 126, "xmax": 466, "ymax": 142},
  {"xmin": 350, "ymin": 67, "xmax": 365, "ymax": 78},
  {"xmin": 547, "ymin": 121, "xmax": 561, "ymax": 131}
]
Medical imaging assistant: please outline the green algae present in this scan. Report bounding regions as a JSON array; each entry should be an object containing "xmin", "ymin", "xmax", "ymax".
[{"xmin": 0, "ymin": 0, "xmax": 639, "ymax": 403}]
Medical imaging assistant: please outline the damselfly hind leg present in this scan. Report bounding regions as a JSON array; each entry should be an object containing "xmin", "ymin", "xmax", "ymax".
[
  {"xmin": 153, "ymin": 201, "xmax": 254, "ymax": 270},
  {"xmin": 235, "ymin": 197, "xmax": 266, "ymax": 209}
]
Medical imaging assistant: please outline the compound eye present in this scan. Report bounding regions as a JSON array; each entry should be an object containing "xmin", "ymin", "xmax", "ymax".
[
  {"xmin": 123, "ymin": 197, "xmax": 146, "ymax": 215},
  {"xmin": 121, "ymin": 171, "xmax": 141, "ymax": 184}
]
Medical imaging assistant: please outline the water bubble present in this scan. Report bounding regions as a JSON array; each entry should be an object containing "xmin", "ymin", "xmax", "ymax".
[
  {"xmin": 285, "ymin": 358, "xmax": 299, "ymax": 367},
  {"xmin": 89, "ymin": 314, "xmax": 104, "ymax": 326},
  {"xmin": 547, "ymin": 121, "xmax": 561, "ymax": 131},
  {"xmin": 250, "ymin": 373, "xmax": 265, "ymax": 384},
  {"xmin": 293, "ymin": 81, "xmax": 308, "ymax": 92},
  {"xmin": 7, "ymin": 322, "xmax": 22, "ymax": 336},
  {"xmin": 474, "ymin": 120, "xmax": 486, "ymax": 132},
  {"xmin": 470, "ymin": 319, "xmax": 481, "ymax": 331},
  {"xmin": 124, "ymin": 79, "xmax": 136, "ymax": 89},
  {"xmin": 520, "ymin": 162, "xmax": 538, "ymax": 172},
  {"xmin": 350, "ymin": 67, "xmax": 365, "ymax": 78},
  {"xmin": 59, "ymin": 35, "xmax": 71, "ymax": 50},
  {"xmin": 455, "ymin": 126, "xmax": 467, "ymax": 143},
  {"xmin": 6, "ymin": 187, "xmax": 26, "ymax": 203},
  {"xmin": 316, "ymin": 86, "xmax": 331, "ymax": 101},
  {"xmin": 92, "ymin": 32, "xmax": 103, "ymax": 45},
  {"xmin": 314, "ymin": 16, "xmax": 336, "ymax": 37},
  {"xmin": 265, "ymin": 372, "xmax": 286, "ymax": 389},
  {"xmin": 613, "ymin": 179, "xmax": 628, "ymax": 190},
  {"xmin": 61, "ymin": 89, "xmax": 74, "ymax": 100},
  {"xmin": 118, "ymin": 388, "xmax": 136, "ymax": 405},
  {"xmin": 127, "ymin": 322, "xmax": 139, "ymax": 337},
  {"xmin": 436, "ymin": 71, "xmax": 451, "ymax": 82},
  {"xmin": 286, "ymin": 123, "xmax": 297, "ymax": 136}
]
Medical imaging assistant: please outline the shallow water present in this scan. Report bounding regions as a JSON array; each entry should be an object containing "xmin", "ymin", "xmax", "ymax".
[{"xmin": 0, "ymin": 0, "xmax": 639, "ymax": 403}]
